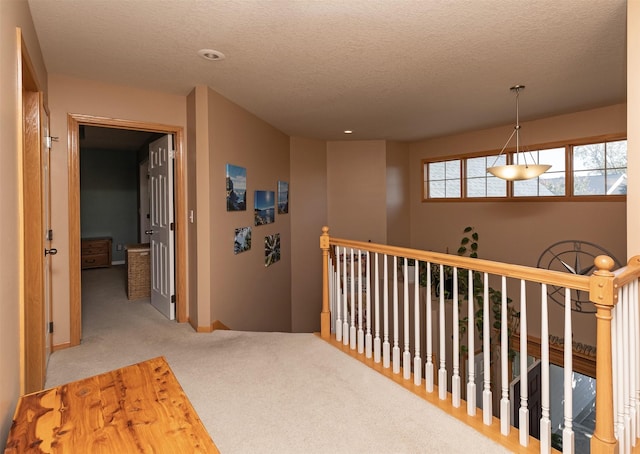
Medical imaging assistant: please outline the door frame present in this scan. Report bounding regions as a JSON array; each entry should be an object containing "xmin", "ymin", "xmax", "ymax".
[
  {"xmin": 67, "ymin": 114, "xmax": 187, "ymax": 346},
  {"xmin": 19, "ymin": 29, "xmax": 47, "ymax": 393}
]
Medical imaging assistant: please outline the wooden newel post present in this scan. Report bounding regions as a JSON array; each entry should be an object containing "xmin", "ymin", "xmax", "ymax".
[
  {"xmin": 320, "ymin": 226, "xmax": 331, "ymax": 339},
  {"xmin": 590, "ymin": 255, "xmax": 619, "ymax": 454}
]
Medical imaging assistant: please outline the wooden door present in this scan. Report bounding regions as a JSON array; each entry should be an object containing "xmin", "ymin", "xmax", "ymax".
[{"xmin": 41, "ymin": 98, "xmax": 54, "ymax": 363}]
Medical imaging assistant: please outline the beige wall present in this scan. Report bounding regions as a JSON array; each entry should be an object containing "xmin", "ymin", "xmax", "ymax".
[
  {"xmin": 186, "ymin": 89, "xmax": 199, "ymax": 328},
  {"xmin": 0, "ymin": 0, "xmax": 48, "ymax": 446},
  {"xmin": 190, "ymin": 85, "xmax": 212, "ymax": 330},
  {"xmin": 409, "ymin": 104, "xmax": 627, "ymax": 348},
  {"xmin": 409, "ymin": 104, "xmax": 627, "ymax": 267},
  {"xmin": 327, "ymin": 140, "xmax": 387, "ymax": 243},
  {"xmin": 47, "ymin": 75, "xmax": 187, "ymax": 346},
  {"xmin": 385, "ymin": 141, "xmax": 411, "ymax": 247},
  {"xmin": 629, "ymin": 1, "xmax": 640, "ymax": 258},
  {"xmin": 290, "ymin": 137, "xmax": 328, "ymax": 332},
  {"xmin": 206, "ymin": 88, "xmax": 292, "ymax": 331}
]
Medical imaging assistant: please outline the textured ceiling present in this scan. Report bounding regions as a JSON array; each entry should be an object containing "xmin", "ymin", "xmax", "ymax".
[{"xmin": 27, "ymin": 0, "xmax": 627, "ymax": 142}]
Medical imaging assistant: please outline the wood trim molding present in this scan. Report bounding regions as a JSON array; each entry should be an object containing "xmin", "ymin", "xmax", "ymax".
[
  {"xmin": 52, "ymin": 342, "xmax": 72, "ymax": 352},
  {"xmin": 211, "ymin": 320, "xmax": 230, "ymax": 331},
  {"xmin": 67, "ymin": 115, "xmax": 81, "ymax": 346},
  {"xmin": 68, "ymin": 114, "xmax": 188, "ymax": 346},
  {"xmin": 511, "ymin": 333, "xmax": 596, "ymax": 378}
]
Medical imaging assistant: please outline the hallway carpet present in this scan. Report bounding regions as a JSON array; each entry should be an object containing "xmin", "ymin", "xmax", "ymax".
[{"xmin": 46, "ymin": 266, "xmax": 508, "ymax": 453}]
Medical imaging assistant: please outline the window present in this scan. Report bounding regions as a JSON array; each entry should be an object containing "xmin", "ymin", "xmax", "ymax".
[
  {"xmin": 426, "ymin": 159, "xmax": 461, "ymax": 198},
  {"xmin": 467, "ymin": 155, "xmax": 506, "ymax": 197},
  {"xmin": 573, "ymin": 140, "xmax": 627, "ymax": 196},
  {"xmin": 422, "ymin": 137, "xmax": 626, "ymax": 201},
  {"xmin": 513, "ymin": 148, "xmax": 565, "ymax": 197}
]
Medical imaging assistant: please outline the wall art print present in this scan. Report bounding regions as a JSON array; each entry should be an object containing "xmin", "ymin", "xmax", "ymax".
[
  {"xmin": 226, "ymin": 164, "xmax": 247, "ymax": 211},
  {"xmin": 277, "ymin": 181, "xmax": 289, "ymax": 214},
  {"xmin": 265, "ymin": 233, "xmax": 281, "ymax": 267},
  {"xmin": 234, "ymin": 226, "xmax": 251, "ymax": 254},
  {"xmin": 254, "ymin": 190, "xmax": 275, "ymax": 225}
]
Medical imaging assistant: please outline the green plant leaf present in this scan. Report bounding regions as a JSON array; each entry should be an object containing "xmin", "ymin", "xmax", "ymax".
[
  {"xmin": 471, "ymin": 243, "xmax": 478, "ymax": 251},
  {"xmin": 472, "ymin": 232, "xmax": 479, "ymax": 240},
  {"xmin": 457, "ymin": 246, "xmax": 467, "ymax": 254},
  {"xmin": 461, "ymin": 237, "xmax": 470, "ymax": 245},
  {"xmin": 464, "ymin": 226, "xmax": 473, "ymax": 233}
]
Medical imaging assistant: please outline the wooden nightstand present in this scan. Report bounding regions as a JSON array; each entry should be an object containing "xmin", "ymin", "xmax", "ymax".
[{"xmin": 81, "ymin": 237, "xmax": 112, "ymax": 269}]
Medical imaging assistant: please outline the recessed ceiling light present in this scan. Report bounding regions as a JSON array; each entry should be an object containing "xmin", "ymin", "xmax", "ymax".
[
  {"xmin": 344, "ymin": 130, "xmax": 353, "ymax": 134},
  {"xmin": 198, "ymin": 49, "xmax": 225, "ymax": 61}
]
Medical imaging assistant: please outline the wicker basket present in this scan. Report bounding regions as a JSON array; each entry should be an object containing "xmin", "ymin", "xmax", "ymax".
[{"xmin": 126, "ymin": 243, "xmax": 150, "ymax": 300}]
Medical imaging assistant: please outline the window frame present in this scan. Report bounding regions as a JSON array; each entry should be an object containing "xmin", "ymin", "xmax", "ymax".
[{"xmin": 421, "ymin": 133, "xmax": 627, "ymax": 203}]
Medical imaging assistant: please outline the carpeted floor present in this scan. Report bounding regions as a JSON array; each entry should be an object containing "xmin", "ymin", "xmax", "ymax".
[{"xmin": 45, "ymin": 266, "xmax": 509, "ymax": 453}]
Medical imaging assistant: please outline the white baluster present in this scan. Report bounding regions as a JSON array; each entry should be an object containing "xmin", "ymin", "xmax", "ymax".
[
  {"xmin": 393, "ymin": 256, "xmax": 400, "ymax": 374},
  {"xmin": 374, "ymin": 253, "xmax": 381, "ymax": 363},
  {"xmin": 403, "ymin": 259, "xmax": 411, "ymax": 380},
  {"xmin": 452, "ymin": 267, "xmax": 460, "ymax": 407},
  {"xmin": 328, "ymin": 254, "xmax": 334, "ymax": 333},
  {"xmin": 482, "ymin": 273, "xmax": 492, "ymax": 425},
  {"xmin": 467, "ymin": 268, "xmax": 476, "ymax": 416},
  {"xmin": 414, "ymin": 262, "xmax": 422, "ymax": 386},
  {"xmin": 613, "ymin": 301, "xmax": 622, "ymax": 450},
  {"xmin": 439, "ymin": 264, "xmax": 447, "ymax": 400},
  {"xmin": 350, "ymin": 248, "xmax": 356, "ymax": 350},
  {"xmin": 629, "ymin": 280, "xmax": 640, "ymax": 446},
  {"xmin": 500, "ymin": 275, "xmax": 510, "ymax": 436},
  {"xmin": 615, "ymin": 289, "xmax": 626, "ymax": 453},
  {"xmin": 337, "ymin": 248, "xmax": 345, "ymax": 342},
  {"xmin": 540, "ymin": 284, "xmax": 552, "ymax": 454},
  {"xmin": 383, "ymin": 255, "xmax": 390, "ymax": 369},
  {"xmin": 425, "ymin": 263, "xmax": 434, "ymax": 393},
  {"xmin": 332, "ymin": 254, "xmax": 338, "ymax": 333},
  {"xmin": 624, "ymin": 284, "xmax": 632, "ymax": 452},
  {"xmin": 365, "ymin": 251, "xmax": 373, "ymax": 359},
  {"xmin": 562, "ymin": 288, "xmax": 575, "ymax": 454},
  {"xmin": 357, "ymin": 250, "xmax": 364, "ymax": 354},
  {"xmin": 519, "ymin": 280, "xmax": 529, "ymax": 446}
]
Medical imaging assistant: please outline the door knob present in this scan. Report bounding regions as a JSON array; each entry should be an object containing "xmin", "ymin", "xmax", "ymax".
[
  {"xmin": 45, "ymin": 248, "xmax": 57, "ymax": 256},
  {"xmin": 145, "ymin": 230, "xmax": 154, "ymax": 235}
]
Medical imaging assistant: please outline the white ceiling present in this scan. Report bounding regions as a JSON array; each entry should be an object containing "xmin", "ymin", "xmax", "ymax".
[{"xmin": 27, "ymin": 0, "xmax": 627, "ymax": 142}]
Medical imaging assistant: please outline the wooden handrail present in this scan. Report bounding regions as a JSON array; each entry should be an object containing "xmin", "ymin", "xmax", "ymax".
[
  {"xmin": 329, "ymin": 235, "xmax": 591, "ymax": 291},
  {"xmin": 612, "ymin": 254, "xmax": 640, "ymax": 288}
]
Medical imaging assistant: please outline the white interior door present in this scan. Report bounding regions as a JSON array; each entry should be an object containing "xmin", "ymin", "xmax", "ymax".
[
  {"xmin": 139, "ymin": 158, "xmax": 150, "ymax": 243},
  {"xmin": 149, "ymin": 135, "xmax": 175, "ymax": 320}
]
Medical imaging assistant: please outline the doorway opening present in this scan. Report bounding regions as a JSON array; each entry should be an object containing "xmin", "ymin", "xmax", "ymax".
[
  {"xmin": 79, "ymin": 125, "xmax": 163, "ymax": 316},
  {"xmin": 67, "ymin": 114, "xmax": 187, "ymax": 347}
]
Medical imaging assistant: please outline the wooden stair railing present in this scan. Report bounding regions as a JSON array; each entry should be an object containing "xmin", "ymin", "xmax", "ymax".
[{"xmin": 320, "ymin": 226, "xmax": 640, "ymax": 454}]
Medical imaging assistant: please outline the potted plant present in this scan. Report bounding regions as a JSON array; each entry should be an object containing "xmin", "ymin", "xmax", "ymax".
[{"xmin": 429, "ymin": 227, "xmax": 519, "ymax": 358}]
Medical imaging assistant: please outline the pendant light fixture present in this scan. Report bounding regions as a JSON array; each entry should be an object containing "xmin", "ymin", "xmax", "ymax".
[{"xmin": 487, "ymin": 85, "xmax": 551, "ymax": 181}]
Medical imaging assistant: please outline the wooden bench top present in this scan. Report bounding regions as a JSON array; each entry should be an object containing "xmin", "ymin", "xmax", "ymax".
[{"xmin": 5, "ymin": 356, "xmax": 219, "ymax": 453}]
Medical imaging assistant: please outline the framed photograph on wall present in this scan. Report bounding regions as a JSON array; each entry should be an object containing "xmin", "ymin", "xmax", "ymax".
[
  {"xmin": 265, "ymin": 233, "xmax": 281, "ymax": 267},
  {"xmin": 254, "ymin": 190, "xmax": 275, "ymax": 225},
  {"xmin": 226, "ymin": 164, "xmax": 247, "ymax": 211},
  {"xmin": 277, "ymin": 181, "xmax": 289, "ymax": 214},
  {"xmin": 234, "ymin": 226, "xmax": 251, "ymax": 254}
]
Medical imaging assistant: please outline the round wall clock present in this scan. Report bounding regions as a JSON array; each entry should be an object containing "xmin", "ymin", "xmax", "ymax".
[{"xmin": 536, "ymin": 240, "xmax": 622, "ymax": 314}]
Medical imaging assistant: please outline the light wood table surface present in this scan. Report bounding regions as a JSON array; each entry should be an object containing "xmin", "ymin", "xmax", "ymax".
[{"xmin": 5, "ymin": 356, "xmax": 219, "ymax": 453}]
